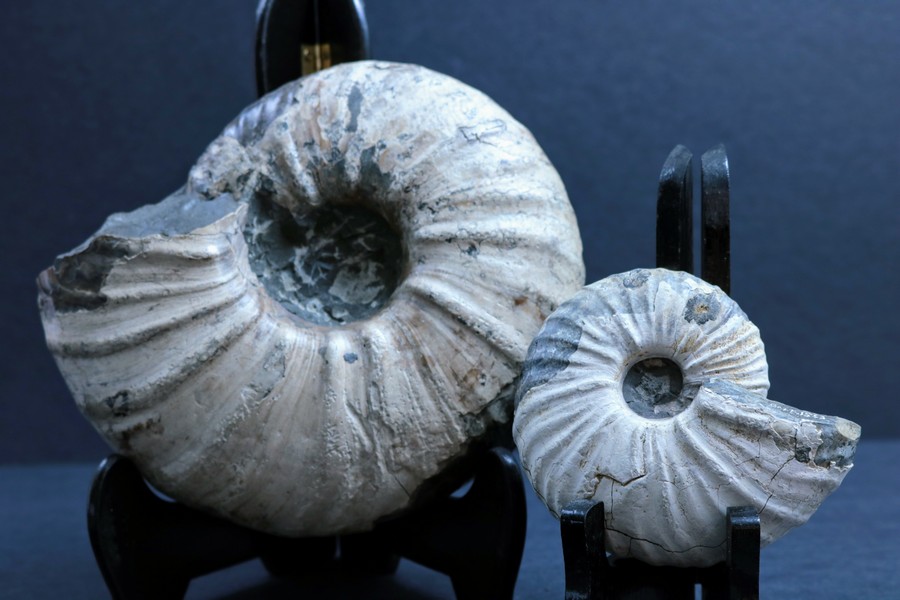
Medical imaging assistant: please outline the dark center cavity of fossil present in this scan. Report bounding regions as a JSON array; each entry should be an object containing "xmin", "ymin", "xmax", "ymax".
[
  {"xmin": 623, "ymin": 357, "xmax": 694, "ymax": 419},
  {"xmin": 244, "ymin": 196, "xmax": 403, "ymax": 326}
]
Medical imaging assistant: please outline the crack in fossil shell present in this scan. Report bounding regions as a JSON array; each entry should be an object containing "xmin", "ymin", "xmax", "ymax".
[{"xmin": 606, "ymin": 526, "xmax": 726, "ymax": 556}]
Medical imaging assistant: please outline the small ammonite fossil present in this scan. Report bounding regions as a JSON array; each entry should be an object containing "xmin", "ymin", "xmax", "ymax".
[{"xmin": 514, "ymin": 268, "xmax": 860, "ymax": 567}]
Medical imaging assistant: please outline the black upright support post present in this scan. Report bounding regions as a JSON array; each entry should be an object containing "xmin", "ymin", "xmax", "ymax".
[
  {"xmin": 701, "ymin": 144, "xmax": 731, "ymax": 295},
  {"xmin": 561, "ymin": 500, "xmax": 606, "ymax": 600},
  {"xmin": 724, "ymin": 507, "xmax": 760, "ymax": 600},
  {"xmin": 657, "ymin": 143, "xmax": 732, "ymax": 294},
  {"xmin": 657, "ymin": 145, "xmax": 694, "ymax": 273}
]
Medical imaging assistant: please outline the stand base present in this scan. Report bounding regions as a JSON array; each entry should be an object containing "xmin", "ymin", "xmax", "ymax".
[
  {"xmin": 88, "ymin": 448, "xmax": 525, "ymax": 600},
  {"xmin": 561, "ymin": 501, "xmax": 759, "ymax": 600}
]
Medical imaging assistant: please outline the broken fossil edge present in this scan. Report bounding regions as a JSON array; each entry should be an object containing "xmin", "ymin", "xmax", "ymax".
[
  {"xmin": 513, "ymin": 268, "xmax": 860, "ymax": 567},
  {"xmin": 37, "ymin": 60, "xmax": 585, "ymax": 536}
]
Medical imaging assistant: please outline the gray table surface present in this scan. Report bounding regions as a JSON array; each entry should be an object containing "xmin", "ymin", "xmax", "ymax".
[{"xmin": 2, "ymin": 440, "xmax": 898, "ymax": 599}]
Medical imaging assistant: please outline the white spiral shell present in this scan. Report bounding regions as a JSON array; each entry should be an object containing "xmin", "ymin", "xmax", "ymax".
[
  {"xmin": 38, "ymin": 61, "xmax": 585, "ymax": 536},
  {"xmin": 514, "ymin": 269, "xmax": 859, "ymax": 567}
]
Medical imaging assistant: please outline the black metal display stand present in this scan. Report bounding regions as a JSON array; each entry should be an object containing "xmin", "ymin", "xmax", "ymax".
[
  {"xmin": 561, "ymin": 501, "xmax": 759, "ymax": 600},
  {"xmin": 255, "ymin": 0, "xmax": 370, "ymax": 95},
  {"xmin": 86, "ymin": 2, "xmax": 527, "ymax": 599},
  {"xmin": 88, "ymin": 448, "xmax": 525, "ymax": 600},
  {"xmin": 559, "ymin": 145, "xmax": 761, "ymax": 600}
]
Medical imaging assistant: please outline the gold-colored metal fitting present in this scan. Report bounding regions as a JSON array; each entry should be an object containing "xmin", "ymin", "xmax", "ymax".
[{"xmin": 301, "ymin": 43, "xmax": 333, "ymax": 75}]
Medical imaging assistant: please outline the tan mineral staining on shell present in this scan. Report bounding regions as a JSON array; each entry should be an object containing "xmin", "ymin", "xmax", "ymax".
[
  {"xmin": 514, "ymin": 269, "xmax": 860, "ymax": 567},
  {"xmin": 37, "ymin": 61, "xmax": 585, "ymax": 536}
]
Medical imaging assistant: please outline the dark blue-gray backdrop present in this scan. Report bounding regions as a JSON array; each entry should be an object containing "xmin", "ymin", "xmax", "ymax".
[{"xmin": 1, "ymin": 1, "xmax": 897, "ymax": 463}]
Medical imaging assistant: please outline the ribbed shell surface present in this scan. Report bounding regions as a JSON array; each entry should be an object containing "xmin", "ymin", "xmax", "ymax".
[
  {"xmin": 38, "ymin": 61, "xmax": 585, "ymax": 535},
  {"xmin": 514, "ymin": 269, "xmax": 858, "ymax": 566}
]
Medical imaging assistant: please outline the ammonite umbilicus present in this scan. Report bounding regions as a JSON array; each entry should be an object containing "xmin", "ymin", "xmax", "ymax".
[
  {"xmin": 38, "ymin": 61, "xmax": 585, "ymax": 535},
  {"xmin": 514, "ymin": 268, "xmax": 859, "ymax": 567}
]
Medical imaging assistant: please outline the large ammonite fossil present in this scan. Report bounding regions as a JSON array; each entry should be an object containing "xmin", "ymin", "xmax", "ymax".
[
  {"xmin": 37, "ymin": 61, "xmax": 585, "ymax": 535},
  {"xmin": 514, "ymin": 268, "xmax": 859, "ymax": 567}
]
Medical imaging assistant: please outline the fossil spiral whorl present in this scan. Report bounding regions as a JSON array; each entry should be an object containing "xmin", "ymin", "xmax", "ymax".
[
  {"xmin": 514, "ymin": 269, "xmax": 859, "ymax": 567},
  {"xmin": 38, "ymin": 61, "xmax": 585, "ymax": 536}
]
